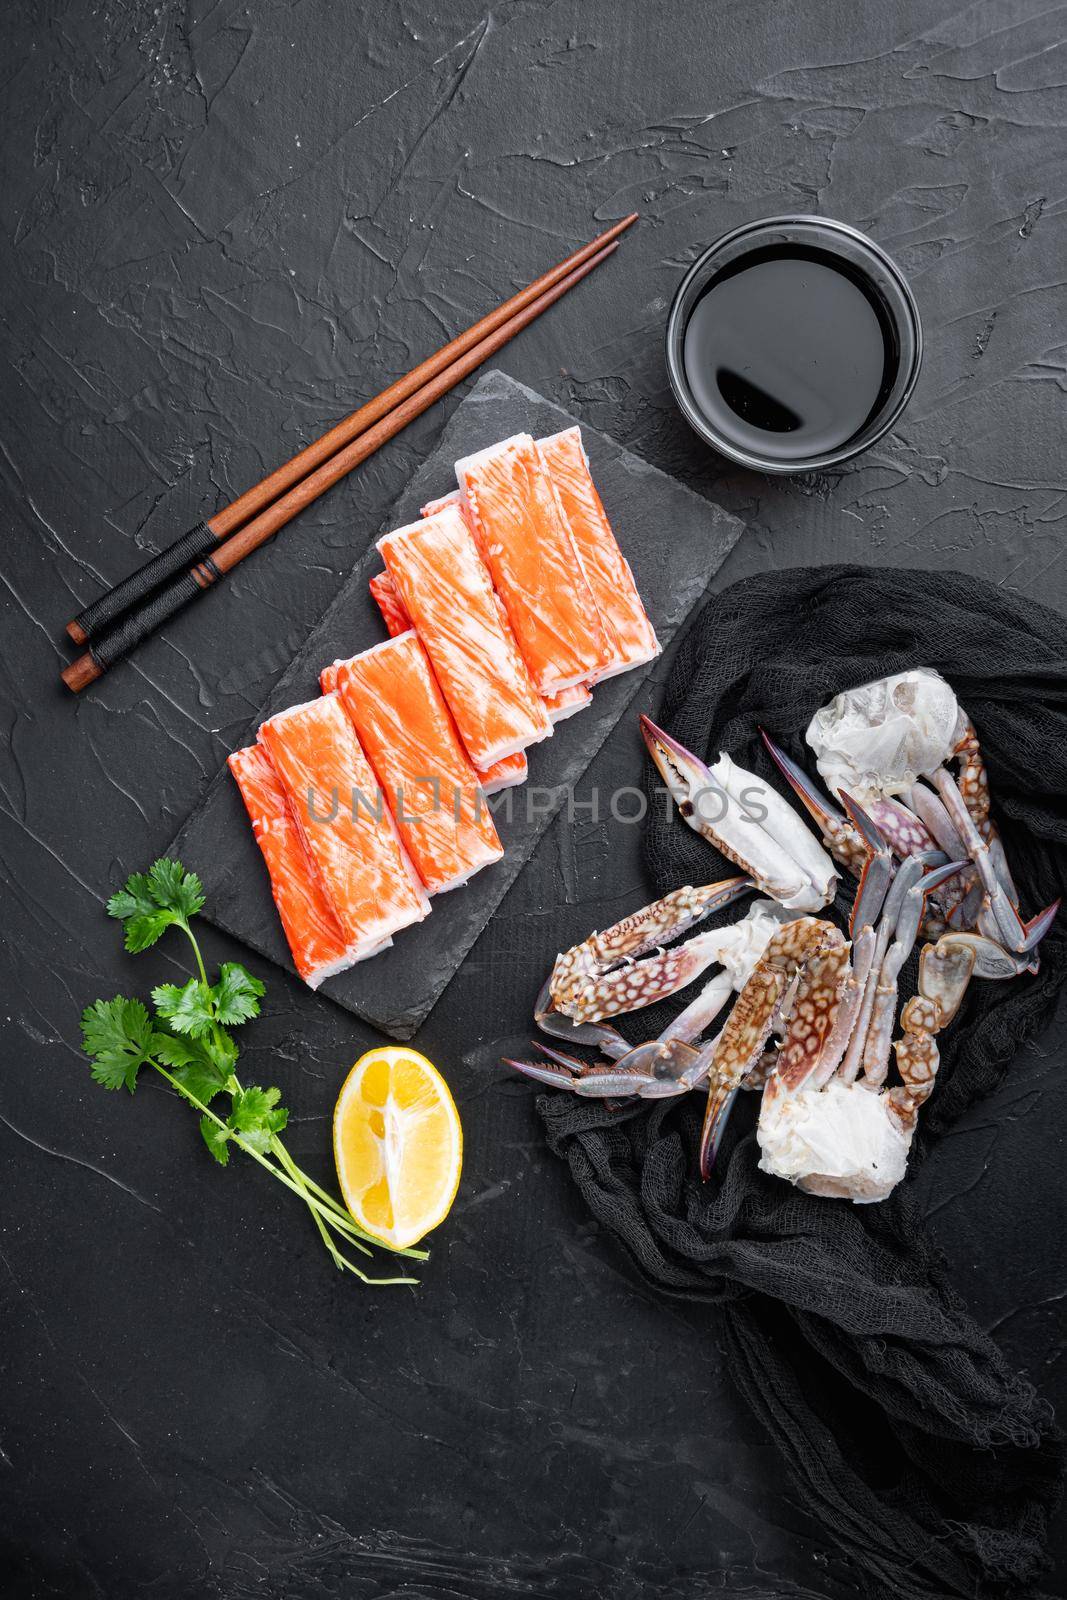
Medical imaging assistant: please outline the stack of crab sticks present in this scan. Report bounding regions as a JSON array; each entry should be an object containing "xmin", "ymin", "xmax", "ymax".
[{"xmin": 229, "ymin": 427, "xmax": 659, "ymax": 988}]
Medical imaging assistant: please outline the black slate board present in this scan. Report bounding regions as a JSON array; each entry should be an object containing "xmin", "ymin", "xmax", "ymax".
[{"xmin": 169, "ymin": 371, "xmax": 742, "ymax": 1035}]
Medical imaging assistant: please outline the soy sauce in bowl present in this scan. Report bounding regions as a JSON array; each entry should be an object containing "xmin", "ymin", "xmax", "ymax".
[{"xmin": 665, "ymin": 217, "xmax": 921, "ymax": 474}]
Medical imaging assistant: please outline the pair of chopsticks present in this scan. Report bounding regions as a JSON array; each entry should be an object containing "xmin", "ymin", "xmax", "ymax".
[{"xmin": 61, "ymin": 214, "xmax": 638, "ymax": 693}]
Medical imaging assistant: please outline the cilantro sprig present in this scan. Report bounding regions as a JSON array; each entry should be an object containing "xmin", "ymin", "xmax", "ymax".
[{"xmin": 81, "ymin": 859, "xmax": 426, "ymax": 1285}]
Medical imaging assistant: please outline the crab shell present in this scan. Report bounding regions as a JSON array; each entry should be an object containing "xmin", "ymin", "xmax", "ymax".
[
  {"xmin": 757, "ymin": 1078, "xmax": 911, "ymax": 1202},
  {"xmin": 805, "ymin": 669, "xmax": 959, "ymax": 804}
]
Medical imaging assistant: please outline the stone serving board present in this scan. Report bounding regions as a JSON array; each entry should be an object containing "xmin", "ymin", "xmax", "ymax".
[{"xmin": 169, "ymin": 370, "xmax": 743, "ymax": 1036}]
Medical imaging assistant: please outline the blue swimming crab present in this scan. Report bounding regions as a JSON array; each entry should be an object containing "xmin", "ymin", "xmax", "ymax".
[{"xmin": 503, "ymin": 674, "xmax": 1058, "ymax": 1203}]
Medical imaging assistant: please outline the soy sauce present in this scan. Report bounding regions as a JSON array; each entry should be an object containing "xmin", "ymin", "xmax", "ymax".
[{"xmin": 682, "ymin": 245, "xmax": 898, "ymax": 463}]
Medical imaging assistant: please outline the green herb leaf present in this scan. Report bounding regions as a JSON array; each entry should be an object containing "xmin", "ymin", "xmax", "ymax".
[
  {"xmin": 229, "ymin": 1084, "xmax": 288, "ymax": 1153},
  {"xmin": 106, "ymin": 859, "xmax": 205, "ymax": 951},
  {"xmin": 155, "ymin": 1034, "xmax": 232, "ymax": 1105},
  {"xmin": 107, "ymin": 873, "xmax": 156, "ymax": 922},
  {"xmin": 146, "ymin": 859, "xmax": 205, "ymax": 920},
  {"xmin": 151, "ymin": 978, "xmax": 214, "ymax": 1037},
  {"xmin": 121, "ymin": 908, "xmax": 178, "ymax": 954},
  {"xmin": 200, "ymin": 1116, "xmax": 231, "ymax": 1166},
  {"xmin": 211, "ymin": 963, "xmax": 265, "ymax": 1028},
  {"xmin": 80, "ymin": 998, "xmax": 164, "ymax": 1092}
]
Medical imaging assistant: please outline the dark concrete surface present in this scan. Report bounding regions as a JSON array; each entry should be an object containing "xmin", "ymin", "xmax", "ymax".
[{"xmin": 1, "ymin": 2, "xmax": 1064, "ymax": 1596}]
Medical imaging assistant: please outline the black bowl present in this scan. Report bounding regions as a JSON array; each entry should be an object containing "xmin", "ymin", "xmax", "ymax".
[{"xmin": 664, "ymin": 215, "xmax": 922, "ymax": 475}]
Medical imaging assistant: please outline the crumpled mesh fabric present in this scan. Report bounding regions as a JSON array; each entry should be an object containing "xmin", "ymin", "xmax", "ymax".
[{"xmin": 538, "ymin": 566, "xmax": 1067, "ymax": 1599}]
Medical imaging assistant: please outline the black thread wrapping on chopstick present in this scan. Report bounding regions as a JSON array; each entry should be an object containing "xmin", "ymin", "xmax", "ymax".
[
  {"xmin": 89, "ymin": 565, "xmax": 219, "ymax": 670},
  {"xmin": 540, "ymin": 566, "xmax": 1067, "ymax": 1600},
  {"xmin": 72, "ymin": 520, "xmax": 217, "ymax": 643}
]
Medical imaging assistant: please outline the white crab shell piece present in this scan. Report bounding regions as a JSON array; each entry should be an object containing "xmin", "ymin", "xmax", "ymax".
[
  {"xmin": 709, "ymin": 754, "xmax": 837, "ymax": 911},
  {"xmin": 757, "ymin": 1078, "xmax": 910, "ymax": 1203},
  {"xmin": 805, "ymin": 669, "xmax": 959, "ymax": 804}
]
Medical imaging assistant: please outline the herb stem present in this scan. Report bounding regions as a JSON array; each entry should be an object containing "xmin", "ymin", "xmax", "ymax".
[{"xmin": 153, "ymin": 1064, "xmax": 418, "ymax": 1286}]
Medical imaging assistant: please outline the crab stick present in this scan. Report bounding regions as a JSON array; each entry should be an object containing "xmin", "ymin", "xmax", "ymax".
[
  {"xmin": 258, "ymin": 693, "xmax": 429, "ymax": 955},
  {"xmin": 421, "ymin": 488, "xmax": 476, "ymax": 537},
  {"xmin": 227, "ymin": 743, "xmax": 370, "ymax": 987},
  {"xmin": 536, "ymin": 427, "xmax": 660, "ymax": 681},
  {"xmin": 378, "ymin": 506, "xmax": 552, "ymax": 768},
  {"xmin": 368, "ymin": 565, "xmax": 588, "ymax": 729},
  {"xmin": 367, "ymin": 570, "xmax": 411, "ymax": 639},
  {"xmin": 360, "ymin": 574, "xmax": 531, "ymax": 792},
  {"xmin": 456, "ymin": 433, "xmax": 611, "ymax": 694},
  {"xmin": 422, "ymin": 486, "xmax": 595, "ymax": 715},
  {"xmin": 331, "ymin": 633, "xmax": 504, "ymax": 895}
]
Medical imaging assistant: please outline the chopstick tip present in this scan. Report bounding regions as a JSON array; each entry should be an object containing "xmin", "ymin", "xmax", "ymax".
[{"xmin": 61, "ymin": 651, "xmax": 102, "ymax": 694}]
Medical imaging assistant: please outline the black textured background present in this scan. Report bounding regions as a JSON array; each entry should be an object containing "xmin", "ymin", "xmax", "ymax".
[{"xmin": 2, "ymin": 3, "xmax": 1065, "ymax": 1597}]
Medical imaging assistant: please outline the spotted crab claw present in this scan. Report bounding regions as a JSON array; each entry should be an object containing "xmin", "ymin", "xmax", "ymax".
[
  {"xmin": 533, "ymin": 975, "xmax": 631, "ymax": 1059},
  {"xmin": 548, "ymin": 879, "xmax": 753, "ymax": 1025},
  {"xmin": 641, "ymin": 716, "xmax": 836, "ymax": 911}
]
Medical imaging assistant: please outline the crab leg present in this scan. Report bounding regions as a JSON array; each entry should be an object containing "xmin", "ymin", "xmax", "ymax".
[
  {"xmin": 838, "ymin": 852, "xmax": 927, "ymax": 1084},
  {"xmin": 948, "ymin": 718, "xmax": 1025, "ymax": 909},
  {"xmin": 931, "ymin": 769, "xmax": 1054, "ymax": 953},
  {"xmin": 503, "ymin": 1036, "xmax": 718, "ymax": 1100},
  {"xmin": 699, "ymin": 918, "xmax": 849, "ymax": 1176},
  {"xmin": 888, "ymin": 939, "xmax": 976, "ymax": 1134},
  {"xmin": 838, "ymin": 792, "xmax": 895, "ymax": 936},
  {"xmin": 936, "ymin": 915, "xmax": 1059, "ymax": 981},
  {"xmin": 642, "ymin": 718, "xmax": 836, "ymax": 910},
  {"xmin": 759, "ymin": 728, "xmax": 868, "ymax": 873},
  {"xmin": 807, "ymin": 925, "xmax": 876, "ymax": 1089},
  {"xmin": 760, "ymin": 729, "xmax": 938, "ymax": 867},
  {"xmin": 858, "ymin": 858, "xmax": 966, "ymax": 1088}
]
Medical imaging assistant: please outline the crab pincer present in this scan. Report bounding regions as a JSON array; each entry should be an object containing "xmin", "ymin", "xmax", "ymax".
[
  {"xmin": 641, "ymin": 717, "xmax": 837, "ymax": 910},
  {"xmin": 546, "ymin": 879, "xmax": 754, "ymax": 1025}
]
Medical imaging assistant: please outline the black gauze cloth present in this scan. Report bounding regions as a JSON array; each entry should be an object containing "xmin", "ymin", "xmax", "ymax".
[{"xmin": 539, "ymin": 566, "xmax": 1067, "ymax": 1599}]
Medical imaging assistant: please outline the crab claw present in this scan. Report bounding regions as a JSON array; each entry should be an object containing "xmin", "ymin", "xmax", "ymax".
[
  {"xmin": 839, "ymin": 792, "xmax": 893, "ymax": 935},
  {"xmin": 504, "ymin": 1037, "xmax": 713, "ymax": 1102},
  {"xmin": 534, "ymin": 975, "xmax": 631, "ymax": 1058},
  {"xmin": 642, "ymin": 716, "xmax": 834, "ymax": 910},
  {"xmin": 549, "ymin": 879, "xmax": 753, "ymax": 1025},
  {"xmin": 640, "ymin": 714, "xmax": 716, "ymax": 814}
]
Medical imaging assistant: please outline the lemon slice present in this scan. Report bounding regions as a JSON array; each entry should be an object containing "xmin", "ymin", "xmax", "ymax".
[{"xmin": 333, "ymin": 1046, "xmax": 462, "ymax": 1250}]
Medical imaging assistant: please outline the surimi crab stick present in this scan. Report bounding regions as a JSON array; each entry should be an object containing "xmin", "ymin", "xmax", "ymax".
[
  {"xmin": 536, "ymin": 427, "xmax": 660, "ymax": 680},
  {"xmin": 378, "ymin": 506, "xmax": 552, "ymax": 769},
  {"xmin": 227, "ymin": 743, "xmax": 371, "ymax": 987},
  {"xmin": 421, "ymin": 486, "xmax": 595, "ymax": 716},
  {"xmin": 369, "ymin": 563, "xmax": 590, "ymax": 727},
  {"xmin": 456, "ymin": 433, "xmax": 611, "ymax": 694},
  {"xmin": 363, "ymin": 569, "xmax": 529, "ymax": 792},
  {"xmin": 330, "ymin": 633, "xmax": 504, "ymax": 895},
  {"xmin": 367, "ymin": 571, "xmax": 411, "ymax": 639},
  {"xmin": 258, "ymin": 693, "xmax": 429, "ymax": 955}
]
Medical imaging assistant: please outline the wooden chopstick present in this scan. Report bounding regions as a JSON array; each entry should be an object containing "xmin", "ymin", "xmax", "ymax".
[
  {"xmin": 61, "ymin": 236, "xmax": 625, "ymax": 693},
  {"xmin": 65, "ymin": 213, "xmax": 638, "ymax": 648}
]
